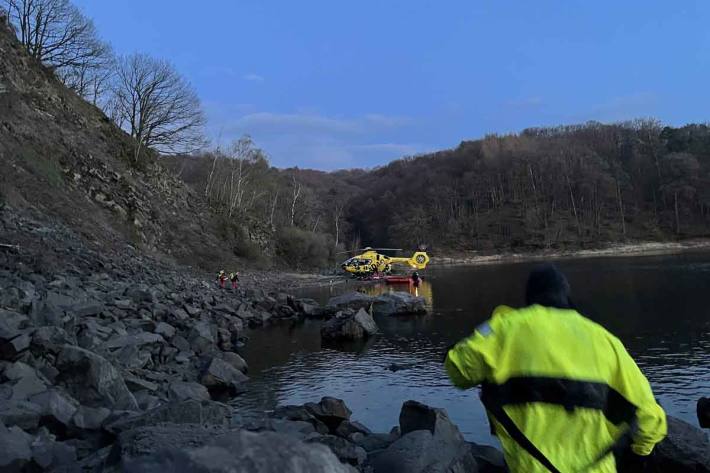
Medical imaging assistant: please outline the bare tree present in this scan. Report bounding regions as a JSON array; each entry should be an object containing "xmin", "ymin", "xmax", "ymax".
[
  {"xmin": 110, "ymin": 53, "xmax": 206, "ymax": 160},
  {"xmin": 56, "ymin": 44, "xmax": 114, "ymax": 105},
  {"xmin": 2, "ymin": 0, "xmax": 111, "ymax": 78}
]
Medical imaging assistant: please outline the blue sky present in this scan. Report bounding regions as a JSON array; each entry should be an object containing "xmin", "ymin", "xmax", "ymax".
[{"xmin": 74, "ymin": 0, "xmax": 710, "ymax": 170}]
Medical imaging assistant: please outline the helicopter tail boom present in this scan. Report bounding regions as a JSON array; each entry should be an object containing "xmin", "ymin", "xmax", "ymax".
[{"xmin": 389, "ymin": 251, "xmax": 430, "ymax": 270}]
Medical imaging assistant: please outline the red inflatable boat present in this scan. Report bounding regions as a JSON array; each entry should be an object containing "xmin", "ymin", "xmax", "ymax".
[{"xmin": 385, "ymin": 275, "xmax": 421, "ymax": 285}]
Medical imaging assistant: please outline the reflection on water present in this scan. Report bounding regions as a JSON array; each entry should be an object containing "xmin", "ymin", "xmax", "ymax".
[
  {"xmin": 234, "ymin": 253, "xmax": 710, "ymax": 445},
  {"xmin": 355, "ymin": 280, "xmax": 435, "ymax": 308}
]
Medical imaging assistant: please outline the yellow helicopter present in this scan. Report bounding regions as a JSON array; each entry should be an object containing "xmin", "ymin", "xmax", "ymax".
[{"xmin": 339, "ymin": 247, "xmax": 430, "ymax": 278}]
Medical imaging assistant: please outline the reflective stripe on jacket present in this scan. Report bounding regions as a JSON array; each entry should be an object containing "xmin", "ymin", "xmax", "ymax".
[{"xmin": 445, "ymin": 305, "xmax": 667, "ymax": 473}]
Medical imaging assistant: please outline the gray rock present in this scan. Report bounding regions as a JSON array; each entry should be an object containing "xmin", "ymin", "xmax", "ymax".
[
  {"xmin": 0, "ymin": 309, "xmax": 29, "ymax": 338},
  {"xmin": 171, "ymin": 308, "xmax": 190, "ymax": 322},
  {"xmin": 68, "ymin": 301, "xmax": 105, "ymax": 317},
  {"xmin": 469, "ymin": 444, "xmax": 507, "ymax": 473},
  {"xmin": 190, "ymin": 322, "xmax": 216, "ymax": 354},
  {"xmin": 335, "ymin": 420, "xmax": 372, "ymax": 439},
  {"xmin": 200, "ymin": 357, "xmax": 248, "ymax": 399},
  {"xmin": 271, "ymin": 405, "xmax": 329, "ymax": 434},
  {"xmin": 0, "ymin": 400, "xmax": 44, "ymax": 431},
  {"xmin": 105, "ymin": 400, "xmax": 232, "ymax": 434},
  {"xmin": 154, "ymin": 322, "xmax": 176, "ymax": 339},
  {"xmin": 0, "ymin": 420, "xmax": 32, "ymax": 470},
  {"xmin": 125, "ymin": 285, "xmax": 156, "ymax": 303},
  {"xmin": 104, "ymin": 332, "xmax": 165, "ymax": 350},
  {"xmin": 321, "ymin": 309, "xmax": 379, "ymax": 341},
  {"xmin": 370, "ymin": 401, "xmax": 477, "ymax": 473},
  {"xmin": 0, "ymin": 331, "xmax": 31, "ymax": 360},
  {"xmin": 125, "ymin": 430, "xmax": 357, "ymax": 473},
  {"xmin": 307, "ymin": 434, "xmax": 367, "ymax": 467},
  {"xmin": 651, "ymin": 416, "xmax": 710, "ymax": 472},
  {"xmin": 171, "ymin": 335, "xmax": 191, "ymax": 352},
  {"xmin": 699, "ymin": 397, "xmax": 710, "ymax": 429},
  {"xmin": 351, "ymin": 432, "xmax": 398, "ymax": 452},
  {"xmin": 72, "ymin": 405, "xmax": 111, "ymax": 430},
  {"xmin": 168, "ymin": 382, "xmax": 210, "ymax": 402},
  {"xmin": 220, "ymin": 352, "xmax": 248, "ymax": 374},
  {"xmin": 2, "ymin": 361, "xmax": 48, "ymax": 401},
  {"xmin": 184, "ymin": 304, "xmax": 201, "ymax": 317},
  {"xmin": 31, "ymin": 326, "xmax": 75, "ymax": 353},
  {"xmin": 29, "ymin": 388, "xmax": 79, "ymax": 428},
  {"xmin": 373, "ymin": 292, "xmax": 427, "ymax": 316},
  {"xmin": 326, "ymin": 292, "xmax": 375, "ymax": 313},
  {"xmin": 55, "ymin": 344, "xmax": 138, "ymax": 410},
  {"xmin": 133, "ymin": 390, "xmax": 162, "ymax": 411},
  {"xmin": 29, "ymin": 428, "xmax": 77, "ymax": 469},
  {"xmin": 114, "ymin": 423, "xmax": 228, "ymax": 461},
  {"xmin": 124, "ymin": 373, "xmax": 159, "ymax": 392}
]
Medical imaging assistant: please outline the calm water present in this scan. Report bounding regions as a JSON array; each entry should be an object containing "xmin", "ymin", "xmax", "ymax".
[{"xmin": 234, "ymin": 253, "xmax": 710, "ymax": 445}]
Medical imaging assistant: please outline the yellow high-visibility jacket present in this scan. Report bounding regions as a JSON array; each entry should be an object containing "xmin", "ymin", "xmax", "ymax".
[{"xmin": 445, "ymin": 305, "xmax": 666, "ymax": 473}]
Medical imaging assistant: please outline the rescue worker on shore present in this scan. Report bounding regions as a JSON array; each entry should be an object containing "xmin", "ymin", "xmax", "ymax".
[
  {"xmin": 444, "ymin": 264, "xmax": 666, "ymax": 473},
  {"xmin": 217, "ymin": 270, "xmax": 228, "ymax": 289},
  {"xmin": 229, "ymin": 271, "xmax": 239, "ymax": 290}
]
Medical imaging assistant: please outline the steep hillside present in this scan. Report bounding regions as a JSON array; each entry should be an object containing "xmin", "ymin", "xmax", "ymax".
[{"xmin": 0, "ymin": 20, "xmax": 235, "ymax": 270}]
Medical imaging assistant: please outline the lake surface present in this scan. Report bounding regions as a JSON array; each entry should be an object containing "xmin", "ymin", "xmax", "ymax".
[{"xmin": 234, "ymin": 253, "xmax": 710, "ymax": 445}]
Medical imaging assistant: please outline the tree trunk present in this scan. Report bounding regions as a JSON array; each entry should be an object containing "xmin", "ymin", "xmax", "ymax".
[{"xmin": 616, "ymin": 179, "xmax": 626, "ymax": 238}]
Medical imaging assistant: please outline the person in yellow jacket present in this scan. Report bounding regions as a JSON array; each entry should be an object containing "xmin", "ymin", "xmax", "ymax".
[{"xmin": 444, "ymin": 264, "xmax": 666, "ymax": 473}]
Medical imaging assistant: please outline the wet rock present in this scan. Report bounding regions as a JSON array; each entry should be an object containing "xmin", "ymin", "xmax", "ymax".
[
  {"xmin": 200, "ymin": 357, "xmax": 249, "ymax": 399},
  {"xmin": 71, "ymin": 405, "xmax": 111, "ymax": 430},
  {"xmin": 0, "ymin": 420, "xmax": 32, "ymax": 470},
  {"xmin": 699, "ymin": 397, "xmax": 710, "ymax": 429},
  {"xmin": 220, "ymin": 351, "xmax": 248, "ymax": 374},
  {"xmin": 370, "ymin": 401, "xmax": 477, "ymax": 473},
  {"xmin": 125, "ymin": 430, "xmax": 357, "ymax": 473},
  {"xmin": 105, "ymin": 400, "xmax": 232, "ymax": 434},
  {"xmin": 307, "ymin": 434, "xmax": 367, "ymax": 467},
  {"xmin": 321, "ymin": 308, "xmax": 378, "ymax": 341},
  {"xmin": 373, "ymin": 292, "xmax": 427, "ymax": 316},
  {"xmin": 306, "ymin": 397, "xmax": 352, "ymax": 427},
  {"xmin": 296, "ymin": 298, "xmax": 322, "ymax": 318},
  {"xmin": 55, "ymin": 344, "xmax": 139, "ymax": 410},
  {"xmin": 271, "ymin": 405, "xmax": 329, "ymax": 435},
  {"xmin": 326, "ymin": 292, "xmax": 374, "ymax": 313},
  {"xmin": 469, "ymin": 444, "xmax": 507, "ymax": 473},
  {"xmin": 168, "ymin": 381, "xmax": 210, "ymax": 402},
  {"xmin": 651, "ymin": 416, "xmax": 710, "ymax": 472}
]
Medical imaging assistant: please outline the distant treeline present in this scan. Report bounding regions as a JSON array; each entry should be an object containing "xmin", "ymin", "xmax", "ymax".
[{"xmin": 166, "ymin": 120, "xmax": 709, "ymax": 266}]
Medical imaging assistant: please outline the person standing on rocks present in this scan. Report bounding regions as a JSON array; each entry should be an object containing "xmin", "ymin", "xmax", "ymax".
[
  {"xmin": 229, "ymin": 271, "xmax": 239, "ymax": 290},
  {"xmin": 444, "ymin": 264, "xmax": 667, "ymax": 473},
  {"xmin": 217, "ymin": 270, "xmax": 228, "ymax": 289}
]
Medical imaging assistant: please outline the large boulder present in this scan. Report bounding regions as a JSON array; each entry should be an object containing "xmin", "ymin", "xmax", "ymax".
[
  {"xmin": 326, "ymin": 292, "xmax": 375, "ymax": 313},
  {"xmin": 373, "ymin": 292, "xmax": 427, "ymax": 316},
  {"xmin": 307, "ymin": 434, "xmax": 367, "ymax": 467},
  {"xmin": 699, "ymin": 397, "xmax": 710, "ymax": 429},
  {"xmin": 125, "ymin": 430, "xmax": 357, "ymax": 473},
  {"xmin": 200, "ymin": 357, "xmax": 249, "ymax": 400},
  {"xmin": 650, "ymin": 416, "xmax": 709, "ymax": 472},
  {"xmin": 321, "ymin": 308, "xmax": 379, "ymax": 341},
  {"xmin": 55, "ymin": 345, "xmax": 138, "ymax": 410},
  {"xmin": 370, "ymin": 401, "xmax": 477, "ymax": 473}
]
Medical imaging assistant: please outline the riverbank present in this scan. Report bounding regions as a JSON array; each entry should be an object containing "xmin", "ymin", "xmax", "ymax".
[{"xmin": 432, "ymin": 239, "xmax": 710, "ymax": 267}]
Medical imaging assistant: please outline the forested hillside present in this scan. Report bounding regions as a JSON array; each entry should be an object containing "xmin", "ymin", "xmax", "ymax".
[{"xmin": 166, "ymin": 120, "xmax": 710, "ymax": 261}]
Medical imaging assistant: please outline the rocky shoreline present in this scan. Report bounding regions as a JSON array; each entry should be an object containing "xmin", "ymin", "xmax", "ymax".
[
  {"xmin": 1, "ymin": 211, "xmax": 709, "ymax": 471},
  {"xmin": 432, "ymin": 239, "xmax": 710, "ymax": 268}
]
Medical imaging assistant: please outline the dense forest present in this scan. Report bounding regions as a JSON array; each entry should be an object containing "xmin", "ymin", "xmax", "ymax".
[{"xmin": 165, "ymin": 120, "xmax": 710, "ymax": 267}]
